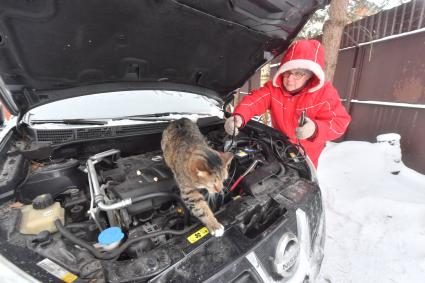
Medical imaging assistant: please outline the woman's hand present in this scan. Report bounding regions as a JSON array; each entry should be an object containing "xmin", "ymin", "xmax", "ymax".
[
  {"xmin": 224, "ymin": 115, "xmax": 243, "ymax": 135},
  {"xmin": 295, "ymin": 117, "xmax": 316, "ymax": 139}
]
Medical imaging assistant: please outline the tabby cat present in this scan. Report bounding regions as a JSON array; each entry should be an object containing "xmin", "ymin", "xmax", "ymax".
[{"xmin": 161, "ymin": 118, "xmax": 233, "ymax": 237}]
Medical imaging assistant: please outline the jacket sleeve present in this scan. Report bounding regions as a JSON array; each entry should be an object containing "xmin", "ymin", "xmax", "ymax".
[
  {"xmin": 310, "ymin": 85, "xmax": 351, "ymax": 142},
  {"xmin": 233, "ymin": 82, "xmax": 273, "ymax": 126}
]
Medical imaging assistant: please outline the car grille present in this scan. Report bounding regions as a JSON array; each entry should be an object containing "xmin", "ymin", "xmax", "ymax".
[
  {"xmin": 34, "ymin": 122, "xmax": 169, "ymax": 145},
  {"xmin": 36, "ymin": 129, "xmax": 74, "ymax": 144}
]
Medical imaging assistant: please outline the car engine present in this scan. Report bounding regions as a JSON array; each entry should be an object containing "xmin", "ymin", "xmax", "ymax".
[{"xmin": 0, "ymin": 124, "xmax": 316, "ymax": 281}]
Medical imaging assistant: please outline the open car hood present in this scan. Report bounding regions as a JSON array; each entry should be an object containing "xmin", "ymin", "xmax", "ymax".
[{"xmin": 0, "ymin": 0, "xmax": 326, "ymax": 115}]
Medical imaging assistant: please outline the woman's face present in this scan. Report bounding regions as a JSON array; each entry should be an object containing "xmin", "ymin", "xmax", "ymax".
[{"xmin": 282, "ymin": 69, "xmax": 312, "ymax": 92}]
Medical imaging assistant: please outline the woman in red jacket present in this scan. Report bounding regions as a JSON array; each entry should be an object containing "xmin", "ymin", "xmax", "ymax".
[{"xmin": 224, "ymin": 39, "xmax": 351, "ymax": 167}]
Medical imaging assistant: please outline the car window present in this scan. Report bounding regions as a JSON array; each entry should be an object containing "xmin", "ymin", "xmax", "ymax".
[{"xmin": 26, "ymin": 90, "xmax": 222, "ymax": 121}]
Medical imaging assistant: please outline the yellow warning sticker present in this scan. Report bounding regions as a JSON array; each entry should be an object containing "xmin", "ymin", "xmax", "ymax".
[
  {"xmin": 235, "ymin": 150, "xmax": 248, "ymax": 157},
  {"xmin": 187, "ymin": 227, "xmax": 210, "ymax": 244},
  {"xmin": 62, "ymin": 273, "xmax": 78, "ymax": 283},
  {"xmin": 37, "ymin": 258, "xmax": 78, "ymax": 283}
]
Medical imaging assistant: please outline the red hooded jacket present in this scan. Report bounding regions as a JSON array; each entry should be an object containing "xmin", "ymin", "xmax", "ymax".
[{"xmin": 233, "ymin": 40, "xmax": 351, "ymax": 167}]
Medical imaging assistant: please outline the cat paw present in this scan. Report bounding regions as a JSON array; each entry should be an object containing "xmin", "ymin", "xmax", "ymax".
[{"xmin": 209, "ymin": 223, "xmax": 225, "ymax": 237}]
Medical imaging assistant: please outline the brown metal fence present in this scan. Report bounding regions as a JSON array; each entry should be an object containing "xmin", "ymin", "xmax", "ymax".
[
  {"xmin": 239, "ymin": 1, "xmax": 425, "ymax": 173},
  {"xmin": 334, "ymin": 0, "xmax": 425, "ymax": 174},
  {"xmin": 341, "ymin": 0, "xmax": 425, "ymax": 48},
  {"xmin": 333, "ymin": 30, "xmax": 425, "ymax": 173}
]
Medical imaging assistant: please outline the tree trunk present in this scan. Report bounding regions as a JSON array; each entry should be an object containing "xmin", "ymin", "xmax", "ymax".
[{"xmin": 322, "ymin": 0, "xmax": 349, "ymax": 82}]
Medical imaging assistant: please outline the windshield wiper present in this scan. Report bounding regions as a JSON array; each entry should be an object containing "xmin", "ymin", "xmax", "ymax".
[
  {"xmin": 111, "ymin": 112, "xmax": 211, "ymax": 121},
  {"xmin": 30, "ymin": 119, "xmax": 108, "ymax": 125}
]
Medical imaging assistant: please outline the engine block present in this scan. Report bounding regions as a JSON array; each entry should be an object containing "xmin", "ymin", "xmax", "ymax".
[{"xmin": 100, "ymin": 152, "xmax": 177, "ymax": 215}]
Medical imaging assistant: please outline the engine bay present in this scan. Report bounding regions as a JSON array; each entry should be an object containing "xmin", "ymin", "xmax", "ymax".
[{"xmin": 0, "ymin": 121, "xmax": 315, "ymax": 282}]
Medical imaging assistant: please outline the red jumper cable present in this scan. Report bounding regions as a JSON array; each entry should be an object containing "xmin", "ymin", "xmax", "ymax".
[{"xmin": 229, "ymin": 159, "xmax": 261, "ymax": 192}]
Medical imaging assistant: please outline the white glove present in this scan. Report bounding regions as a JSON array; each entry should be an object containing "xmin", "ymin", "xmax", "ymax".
[
  {"xmin": 224, "ymin": 115, "xmax": 243, "ymax": 136},
  {"xmin": 295, "ymin": 117, "xmax": 316, "ymax": 139}
]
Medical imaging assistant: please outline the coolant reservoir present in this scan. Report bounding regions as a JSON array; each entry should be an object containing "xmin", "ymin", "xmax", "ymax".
[{"xmin": 19, "ymin": 194, "xmax": 65, "ymax": 235}]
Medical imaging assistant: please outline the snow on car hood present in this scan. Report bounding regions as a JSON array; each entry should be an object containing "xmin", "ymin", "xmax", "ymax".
[{"xmin": 25, "ymin": 89, "xmax": 223, "ymax": 128}]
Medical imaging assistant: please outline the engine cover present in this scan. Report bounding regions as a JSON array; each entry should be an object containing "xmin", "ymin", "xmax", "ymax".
[{"xmin": 101, "ymin": 153, "xmax": 177, "ymax": 215}]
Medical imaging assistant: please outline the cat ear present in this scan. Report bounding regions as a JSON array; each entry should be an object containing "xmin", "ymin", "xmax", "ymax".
[
  {"xmin": 220, "ymin": 152, "xmax": 234, "ymax": 166},
  {"xmin": 196, "ymin": 169, "xmax": 209, "ymax": 177},
  {"xmin": 190, "ymin": 158, "xmax": 209, "ymax": 177}
]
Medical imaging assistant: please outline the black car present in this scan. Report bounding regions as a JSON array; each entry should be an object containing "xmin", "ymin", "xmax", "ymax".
[{"xmin": 0, "ymin": 1, "xmax": 326, "ymax": 282}]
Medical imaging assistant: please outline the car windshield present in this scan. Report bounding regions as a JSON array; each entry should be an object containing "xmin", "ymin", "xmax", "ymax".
[{"xmin": 25, "ymin": 90, "xmax": 223, "ymax": 122}]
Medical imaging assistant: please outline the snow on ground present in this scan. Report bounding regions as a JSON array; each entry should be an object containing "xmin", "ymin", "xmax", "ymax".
[{"xmin": 316, "ymin": 140, "xmax": 425, "ymax": 283}]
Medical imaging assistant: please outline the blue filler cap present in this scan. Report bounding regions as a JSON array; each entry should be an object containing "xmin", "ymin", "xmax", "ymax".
[{"xmin": 98, "ymin": 227, "xmax": 124, "ymax": 245}]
